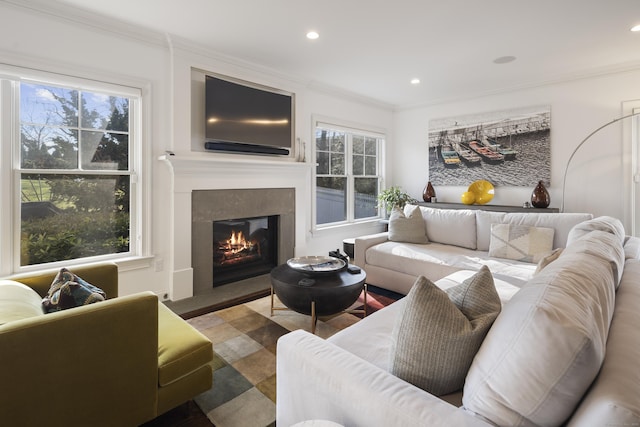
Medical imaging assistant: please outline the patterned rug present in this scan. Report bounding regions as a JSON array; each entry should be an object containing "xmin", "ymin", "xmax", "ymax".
[{"xmin": 186, "ymin": 288, "xmax": 400, "ymax": 427}]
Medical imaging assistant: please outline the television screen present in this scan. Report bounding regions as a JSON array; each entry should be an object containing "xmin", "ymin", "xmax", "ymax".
[{"xmin": 205, "ymin": 75, "xmax": 293, "ymax": 154}]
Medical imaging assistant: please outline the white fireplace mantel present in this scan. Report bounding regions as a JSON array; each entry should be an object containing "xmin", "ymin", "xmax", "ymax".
[{"xmin": 159, "ymin": 152, "xmax": 312, "ymax": 300}]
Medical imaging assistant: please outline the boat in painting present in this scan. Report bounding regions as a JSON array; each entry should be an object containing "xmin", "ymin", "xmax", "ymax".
[
  {"xmin": 452, "ymin": 141, "xmax": 482, "ymax": 166},
  {"xmin": 439, "ymin": 143, "xmax": 461, "ymax": 168},
  {"xmin": 465, "ymin": 140, "xmax": 505, "ymax": 164},
  {"xmin": 481, "ymin": 137, "xmax": 517, "ymax": 160}
]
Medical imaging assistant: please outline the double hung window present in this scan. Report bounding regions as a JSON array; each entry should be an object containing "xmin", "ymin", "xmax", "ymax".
[
  {"xmin": 1, "ymin": 70, "xmax": 141, "ymax": 271},
  {"xmin": 315, "ymin": 122, "xmax": 383, "ymax": 227}
]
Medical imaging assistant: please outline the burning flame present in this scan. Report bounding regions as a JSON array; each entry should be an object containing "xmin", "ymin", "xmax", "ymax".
[{"xmin": 226, "ymin": 230, "xmax": 251, "ymax": 252}]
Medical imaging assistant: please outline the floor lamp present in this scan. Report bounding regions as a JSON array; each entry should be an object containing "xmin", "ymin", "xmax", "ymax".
[{"xmin": 560, "ymin": 111, "xmax": 640, "ymax": 213}]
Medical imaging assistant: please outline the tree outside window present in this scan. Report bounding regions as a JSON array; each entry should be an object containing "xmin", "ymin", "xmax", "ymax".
[
  {"xmin": 19, "ymin": 82, "xmax": 133, "ymax": 266},
  {"xmin": 315, "ymin": 124, "xmax": 382, "ymax": 226}
]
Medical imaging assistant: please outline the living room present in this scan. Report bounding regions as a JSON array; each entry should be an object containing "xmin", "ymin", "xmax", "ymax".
[
  {"xmin": 1, "ymin": 1, "xmax": 640, "ymax": 426},
  {"xmin": 1, "ymin": 1, "xmax": 638, "ymax": 301}
]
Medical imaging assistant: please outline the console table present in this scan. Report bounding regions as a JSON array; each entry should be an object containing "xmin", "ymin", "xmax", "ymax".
[{"xmin": 417, "ymin": 202, "xmax": 559, "ymax": 213}]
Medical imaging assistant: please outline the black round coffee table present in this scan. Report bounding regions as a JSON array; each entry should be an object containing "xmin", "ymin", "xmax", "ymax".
[{"xmin": 270, "ymin": 263, "xmax": 367, "ymax": 333}]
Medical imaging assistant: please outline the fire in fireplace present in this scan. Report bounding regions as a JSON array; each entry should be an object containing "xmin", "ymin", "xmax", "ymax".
[{"xmin": 212, "ymin": 215, "xmax": 278, "ymax": 286}]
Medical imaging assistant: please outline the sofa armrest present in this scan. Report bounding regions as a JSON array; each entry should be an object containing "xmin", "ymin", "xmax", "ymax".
[
  {"xmin": 276, "ymin": 330, "xmax": 491, "ymax": 427},
  {"xmin": 10, "ymin": 261, "xmax": 119, "ymax": 298},
  {"xmin": 0, "ymin": 291, "xmax": 158, "ymax": 426},
  {"xmin": 354, "ymin": 232, "xmax": 389, "ymax": 269}
]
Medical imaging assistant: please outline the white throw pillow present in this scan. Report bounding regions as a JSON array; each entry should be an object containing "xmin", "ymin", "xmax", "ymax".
[
  {"xmin": 0, "ymin": 280, "xmax": 45, "ymax": 325},
  {"xmin": 389, "ymin": 266, "xmax": 500, "ymax": 396},
  {"xmin": 489, "ymin": 223, "xmax": 554, "ymax": 263},
  {"xmin": 388, "ymin": 206, "xmax": 428, "ymax": 244}
]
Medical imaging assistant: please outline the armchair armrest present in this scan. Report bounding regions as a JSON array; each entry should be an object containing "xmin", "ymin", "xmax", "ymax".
[
  {"xmin": 276, "ymin": 330, "xmax": 491, "ymax": 427},
  {"xmin": 0, "ymin": 291, "xmax": 158, "ymax": 426},
  {"xmin": 354, "ymin": 232, "xmax": 389, "ymax": 268}
]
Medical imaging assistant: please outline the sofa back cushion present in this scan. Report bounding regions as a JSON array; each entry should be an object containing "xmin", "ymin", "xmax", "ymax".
[
  {"xmin": 418, "ymin": 206, "xmax": 476, "ymax": 249},
  {"xmin": 463, "ymin": 229, "xmax": 621, "ymax": 427},
  {"xmin": 476, "ymin": 211, "xmax": 592, "ymax": 251}
]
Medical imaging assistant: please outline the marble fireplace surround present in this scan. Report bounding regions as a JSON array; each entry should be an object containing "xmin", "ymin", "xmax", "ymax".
[
  {"xmin": 192, "ymin": 188, "xmax": 295, "ymax": 295},
  {"xmin": 161, "ymin": 154, "xmax": 311, "ymax": 301}
]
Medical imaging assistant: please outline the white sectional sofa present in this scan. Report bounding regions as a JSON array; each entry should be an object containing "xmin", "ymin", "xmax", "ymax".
[
  {"xmin": 354, "ymin": 205, "xmax": 593, "ymax": 295},
  {"xmin": 276, "ymin": 212, "xmax": 640, "ymax": 427}
]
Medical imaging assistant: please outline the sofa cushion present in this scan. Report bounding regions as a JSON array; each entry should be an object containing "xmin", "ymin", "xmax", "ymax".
[
  {"xmin": 417, "ymin": 206, "xmax": 477, "ymax": 249},
  {"xmin": 390, "ymin": 266, "xmax": 500, "ymax": 396},
  {"xmin": 476, "ymin": 211, "xmax": 592, "ymax": 251},
  {"xmin": 566, "ymin": 215, "xmax": 626, "ymax": 247},
  {"xmin": 488, "ymin": 223, "xmax": 554, "ymax": 263},
  {"xmin": 388, "ymin": 206, "xmax": 428, "ymax": 243},
  {"xmin": 157, "ymin": 303, "xmax": 214, "ymax": 387},
  {"xmin": 0, "ymin": 280, "xmax": 45, "ymax": 325},
  {"xmin": 533, "ymin": 248, "xmax": 563, "ymax": 275},
  {"xmin": 463, "ymin": 230, "xmax": 619, "ymax": 426},
  {"xmin": 566, "ymin": 259, "xmax": 640, "ymax": 426},
  {"xmin": 42, "ymin": 268, "xmax": 106, "ymax": 313}
]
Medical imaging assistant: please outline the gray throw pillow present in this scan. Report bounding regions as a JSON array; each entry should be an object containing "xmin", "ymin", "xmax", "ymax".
[
  {"xmin": 388, "ymin": 206, "xmax": 428, "ymax": 244},
  {"xmin": 389, "ymin": 265, "xmax": 501, "ymax": 395}
]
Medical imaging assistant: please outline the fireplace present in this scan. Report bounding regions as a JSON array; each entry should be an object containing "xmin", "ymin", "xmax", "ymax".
[
  {"xmin": 191, "ymin": 188, "xmax": 296, "ymax": 296},
  {"xmin": 212, "ymin": 215, "xmax": 278, "ymax": 286}
]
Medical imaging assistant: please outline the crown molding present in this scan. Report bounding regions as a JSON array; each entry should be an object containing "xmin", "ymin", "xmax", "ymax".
[{"xmin": 2, "ymin": 0, "xmax": 167, "ymax": 48}]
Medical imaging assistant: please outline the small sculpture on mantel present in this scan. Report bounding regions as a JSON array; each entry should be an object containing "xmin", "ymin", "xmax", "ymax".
[
  {"xmin": 531, "ymin": 180, "xmax": 550, "ymax": 208},
  {"xmin": 423, "ymin": 181, "xmax": 436, "ymax": 202}
]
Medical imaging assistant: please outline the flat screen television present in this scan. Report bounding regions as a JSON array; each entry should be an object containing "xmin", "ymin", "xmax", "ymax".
[{"xmin": 204, "ymin": 74, "xmax": 294, "ymax": 155}]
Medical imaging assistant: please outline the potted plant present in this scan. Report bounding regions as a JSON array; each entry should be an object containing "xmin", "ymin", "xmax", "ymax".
[{"xmin": 377, "ymin": 186, "xmax": 417, "ymax": 215}]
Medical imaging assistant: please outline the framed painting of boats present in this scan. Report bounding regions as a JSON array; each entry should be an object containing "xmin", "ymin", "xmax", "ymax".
[{"xmin": 427, "ymin": 105, "xmax": 551, "ymax": 187}]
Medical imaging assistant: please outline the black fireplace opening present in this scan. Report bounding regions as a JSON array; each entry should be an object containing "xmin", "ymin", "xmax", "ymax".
[{"xmin": 212, "ymin": 215, "xmax": 278, "ymax": 286}]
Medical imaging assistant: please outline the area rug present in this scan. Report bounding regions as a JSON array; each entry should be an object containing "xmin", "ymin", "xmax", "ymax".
[{"xmin": 186, "ymin": 287, "xmax": 401, "ymax": 427}]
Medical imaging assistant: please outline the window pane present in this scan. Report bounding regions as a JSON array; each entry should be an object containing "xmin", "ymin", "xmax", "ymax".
[
  {"xmin": 354, "ymin": 177, "xmax": 379, "ymax": 219},
  {"xmin": 316, "ymin": 177, "xmax": 346, "ymax": 224},
  {"xmin": 365, "ymin": 155, "xmax": 377, "ymax": 176},
  {"xmin": 20, "ymin": 174, "xmax": 130, "ymax": 266},
  {"xmin": 353, "ymin": 153, "xmax": 364, "ymax": 176},
  {"xmin": 81, "ymin": 131, "xmax": 129, "ymax": 170},
  {"xmin": 21, "ymin": 125, "xmax": 78, "ymax": 169},
  {"xmin": 81, "ymin": 92, "xmax": 129, "ymax": 132},
  {"xmin": 315, "ymin": 129, "xmax": 329, "ymax": 151},
  {"xmin": 353, "ymin": 135, "xmax": 364, "ymax": 155},
  {"xmin": 20, "ymin": 83, "xmax": 78, "ymax": 127},
  {"xmin": 329, "ymin": 133, "xmax": 345, "ymax": 152},
  {"xmin": 330, "ymin": 153, "xmax": 345, "ymax": 175},
  {"xmin": 316, "ymin": 151, "xmax": 329, "ymax": 175},
  {"xmin": 365, "ymin": 137, "xmax": 377, "ymax": 155}
]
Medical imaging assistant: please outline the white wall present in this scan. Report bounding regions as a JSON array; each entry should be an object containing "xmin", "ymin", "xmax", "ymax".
[{"xmin": 393, "ymin": 71, "xmax": 640, "ymax": 232}]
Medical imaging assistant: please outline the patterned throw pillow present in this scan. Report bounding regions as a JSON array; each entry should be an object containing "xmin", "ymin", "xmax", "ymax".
[
  {"xmin": 389, "ymin": 265, "xmax": 501, "ymax": 395},
  {"xmin": 388, "ymin": 206, "xmax": 428, "ymax": 244},
  {"xmin": 42, "ymin": 268, "xmax": 106, "ymax": 313},
  {"xmin": 489, "ymin": 223, "xmax": 554, "ymax": 263}
]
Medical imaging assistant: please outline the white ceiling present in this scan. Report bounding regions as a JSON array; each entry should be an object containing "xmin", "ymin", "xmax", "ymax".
[{"xmin": 47, "ymin": 0, "xmax": 640, "ymax": 108}]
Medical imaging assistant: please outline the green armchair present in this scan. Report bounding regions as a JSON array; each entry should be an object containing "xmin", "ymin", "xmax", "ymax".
[{"xmin": 0, "ymin": 262, "xmax": 213, "ymax": 426}]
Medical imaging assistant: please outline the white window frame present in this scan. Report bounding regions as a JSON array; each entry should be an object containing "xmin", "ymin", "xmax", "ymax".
[
  {"xmin": 313, "ymin": 118, "xmax": 385, "ymax": 230},
  {"xmin": 0, "ymin": 66, "xmax": 147, "ymax": 275}
]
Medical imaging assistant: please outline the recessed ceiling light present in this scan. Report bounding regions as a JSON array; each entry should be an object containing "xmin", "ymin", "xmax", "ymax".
[
  {"xmin": 631, "ymin": 24, "xmax": 640, "ymax": 32},
  {"xmin": 306, "ymin": 31, "xmax": 319, "ymax": 40},
  {"xmin": 493, "ymin": 56, "xmax": 517, "ymax": 64},
  {"xmin": 410, "ymin": 78, "xmax": 421, "ymax": 85}
]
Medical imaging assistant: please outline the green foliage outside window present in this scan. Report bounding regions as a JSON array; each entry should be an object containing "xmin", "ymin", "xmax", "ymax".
[{"xmin": 19, "ymin": 82, "xmax": 131, "ymax": 266}]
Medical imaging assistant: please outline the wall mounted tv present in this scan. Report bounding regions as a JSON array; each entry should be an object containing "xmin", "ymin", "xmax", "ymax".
[{"xmin": 204, "ymin": 74, "xmax": 294, "ymax": 156}]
